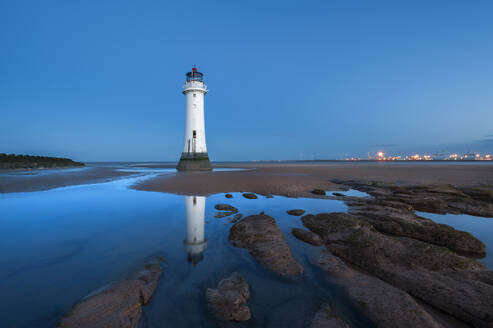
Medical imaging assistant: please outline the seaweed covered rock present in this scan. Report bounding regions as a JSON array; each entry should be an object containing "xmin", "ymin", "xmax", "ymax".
[
  {"xmin": 310, "ymin": 304, "xmax": 350, "ymax": 328},
  {"xmin": 302, "ymin": 213, "xmax": 484, "ymax": 272},
  {"xmin": 206, "ymin": 272, "xmax": 251, "ymax": 321},
  {"xmin": 303, "ymin": 213, "xmax": 493, "ymax": 328},
  {"xmin": 229, "ymin": 214, "xmax": 303, "ymax": 275},
  {"xmin": 335, "ymin": 180, "xmax": 493, "ymax": 218},
  {"xmin": 316, "ymin": 251, "xmax": 441, "ymax": 328},
  {"xmin": 291, "ymin": 227, "xmax": 324, "ymax": 246},
  {"xmin": 58, "ymin": 256, "xmax": 163, "ymax": 328},
  {"xmin": 346, "ymin": 198, "xmax": 486, "ymax": 258}
]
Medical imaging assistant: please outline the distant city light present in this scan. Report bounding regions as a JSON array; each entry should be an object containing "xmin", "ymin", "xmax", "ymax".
[{"xmin": 357, "ymin": 151, "xmax": 492, "ymax": 161}]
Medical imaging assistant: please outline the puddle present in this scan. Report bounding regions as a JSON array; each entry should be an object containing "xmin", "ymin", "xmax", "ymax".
[
  {"xmin": 0, "ymin": 177, "xmax": 376, "ymax": 327},
  {"xmin": 418, "ymin": 212, "xmax": 493, "ymax": 269},
  {"xmin": 328, "ymin": 189, "xmax": 371, "ymax": 198}
]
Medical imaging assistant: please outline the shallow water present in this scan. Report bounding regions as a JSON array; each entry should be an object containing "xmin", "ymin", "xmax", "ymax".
[
  {"xmin": 1, "ymin": 170, "xmax": 490, "ymax": 328},
  {"xmin": 0, "ymin": 174, "xmax": 375, "ymax": 328},
  {"xmin": 328, "ymin": 189, "xmax": 371, "ymax": 198},
  {"xmin": 418, "ymin": 212, "xmax": 493, "ymax": 269}
]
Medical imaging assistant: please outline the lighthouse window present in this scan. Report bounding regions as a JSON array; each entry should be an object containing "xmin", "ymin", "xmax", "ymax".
[{"xmin": 193, "ymin": 93, "xmax": 196, "ymax": 98}]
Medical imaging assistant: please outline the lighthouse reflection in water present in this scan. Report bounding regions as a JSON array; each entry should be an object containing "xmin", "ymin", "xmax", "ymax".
[{"xmin": 184, "ymin": 196, "xmax": 207, "ymax": 266}]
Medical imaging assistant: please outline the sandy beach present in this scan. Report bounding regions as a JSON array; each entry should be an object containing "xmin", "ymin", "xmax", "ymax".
[
  {"xmin": 134, "ymin": 162, "xmax": 493, "ymax": 197},
  {"xmin": 0, "ymin": 165, "xmax": 136, "ymax": 193},
  {"xmin": 2, "ymin": 162, "xmax": 493, "ymax": 196}
]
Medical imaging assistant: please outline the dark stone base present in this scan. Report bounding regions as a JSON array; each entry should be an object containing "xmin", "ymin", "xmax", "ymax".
[{"xmin": 177, "ymin": 152, "xmax": 213, "ymax": 171}]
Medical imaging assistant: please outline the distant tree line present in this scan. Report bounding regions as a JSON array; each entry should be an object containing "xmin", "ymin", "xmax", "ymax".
[{"xmin": 0, "ymin": 153, "xmax": 85, "ymax": 169}]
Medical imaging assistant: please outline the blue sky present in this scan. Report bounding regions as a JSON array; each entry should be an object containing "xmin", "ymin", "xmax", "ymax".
[{"xmin": 1, "ymin": 0, "xmax": 492, "ymax": 161}]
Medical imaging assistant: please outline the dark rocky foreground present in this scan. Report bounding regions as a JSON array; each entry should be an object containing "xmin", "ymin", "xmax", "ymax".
[
  {"xmin": 330, "ymin": 180, "xmax": 491, "ymax": 258},
  {"xmin": 229, "ymin": 213, "xmax": 304, "ymax": 275},
  {"xmin": 55, "ymin": 179, "xmax": 493, "ymax": 327},
  {"xmin": 57, "ymin": 256, "xmax": 163, "ymax": 328},
  {"xmin": 310, "ymin": 304, "xmax": 350, "ymax": 328},
  {"xmin": 300, "ymin": 212, "xmax": 493, "ymax": 328},
  {"xmin": 316, "ymin": 250, "xmax": 442, "ymax": 328},
  {"xmin": 333, "ymin": 179, "xmax": 493, "ymax": 218},
  {"xmin": 206, "ymin": 272, "xmax": 251, "ymax": 321}
]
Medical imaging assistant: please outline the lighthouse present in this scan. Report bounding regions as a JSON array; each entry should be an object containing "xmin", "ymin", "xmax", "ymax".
[
  {"xmin": 184, "ymin": 195, "xmax": 207, "ymax": 266},
  {"xmin": 177, "ymin": 66, "xmax": 213, "ymax": 171}
]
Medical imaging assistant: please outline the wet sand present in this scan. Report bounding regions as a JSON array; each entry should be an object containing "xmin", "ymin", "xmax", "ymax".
[
  {"xmin": 1, "ymin": 162, "xmax": 492, "ymax": 196},
  {"xmin": 0, "ymin": 165, "xmax": 135, "ymax": 193},
  {"xmin": 134, "ymin": 162, "xmax": 493, "ymax": 197}
]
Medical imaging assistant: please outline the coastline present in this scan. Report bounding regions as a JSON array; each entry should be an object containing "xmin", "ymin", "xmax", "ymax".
[
  {"xmin": 2, "ymin": 162, "xmax": 493, "ymax": 196},
  {"xmin": 133, "ymin": 162, "xmax": 493, "ymax": 197},
  {"xmin": 0, "ymin": 165, "xmax": 136, "ymax": 194}
]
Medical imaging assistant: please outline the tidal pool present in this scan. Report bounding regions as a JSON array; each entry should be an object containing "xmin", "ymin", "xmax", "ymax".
[
  {"xmin": 328, "ymin": 189, "xmax": 371, "ymax": 198},
  {"xmin": 0, "ymin": 174, "xmax": 375, "ymax": 328}
]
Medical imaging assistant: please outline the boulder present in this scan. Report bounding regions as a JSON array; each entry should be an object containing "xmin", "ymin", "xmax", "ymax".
[
  {"xmin": 229, "ymin": 214, "xmax": 303, "ymax": 275},
  {"xmin": 58, "ymin": 256, "xmax": 163, "ymax": 328},
  {"xmin": 225, "ymin": 193, "xmax": 233, "ymax": 198},
  {"xmin": 287, "ymin": 209, "xmax": 306, "ymax": 216},
  {"xmin": 206, "ymin": 272, "xmax": 251, "ymax": 321},
  {"xmin": 311, "ymin": 189, "xmax": 326, "ymax": 196},
  {"xmin": 291, "ymin": 228, "xmax": 324, "ymax": 246}
]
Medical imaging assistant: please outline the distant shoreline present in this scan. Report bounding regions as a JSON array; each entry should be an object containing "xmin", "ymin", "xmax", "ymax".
[
  {"xmin": 0, "ymin": 154, "xmax": 84, "ymax": 170},
  {"xmin": 2, "ymin": 161, "xmax": 493, "ymax": 195}
]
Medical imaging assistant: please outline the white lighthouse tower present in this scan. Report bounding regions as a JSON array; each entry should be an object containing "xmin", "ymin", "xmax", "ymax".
[
  {"xmin": 184, "ymin": 195, "xmax": 207, "ymax": 266},
  {"xmin": 177, "ymin": 66, "xmax": 213, "ymax": 171}
]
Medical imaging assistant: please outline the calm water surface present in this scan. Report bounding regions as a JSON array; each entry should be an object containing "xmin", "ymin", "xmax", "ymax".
[
  {"xmin": 1, "ymin": 171, "xmax": 491, "ymax": 328},
  {"xmin": 0, "ymin": 173, "xmax": 373, "ymax": 328}
]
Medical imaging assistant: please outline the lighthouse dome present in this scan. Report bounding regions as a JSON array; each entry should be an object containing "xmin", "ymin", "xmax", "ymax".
[{"xmin": 186, "ymin": 67, "xmax": 204, "ymax": 82}]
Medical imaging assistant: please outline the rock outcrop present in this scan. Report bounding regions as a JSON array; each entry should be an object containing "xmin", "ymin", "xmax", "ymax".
[
  {"xmin": 310, "ymin": 304, "xmax": 350, "ymax": 328},
  {"xmin": 344, "ymin": 197, "xmax": 486, "ymax": 257},
  {"xmin": 58, "ymin": 256, "xmax": 163, "ymax": 328},
  {"xmin": 316, "ymin": 250, "xmax": 442, "ymax": 328},
  {"xmin": 291, "ymin": 227, "xmax": 324, "ymax": 246},
  {"xmin": 302, "ymin": 213, "xmax": 493, "ymax": 328},
  {"xmin": 206, "ymin": 272, "xmax": 251, "ymax": 321},
  {"xmin": 229, "ymin": 214, "xmax": 303, "ymax": 275},
  {"xmin": 333, "ymin": 180, "xmax": 493, "ymax": 218}
]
